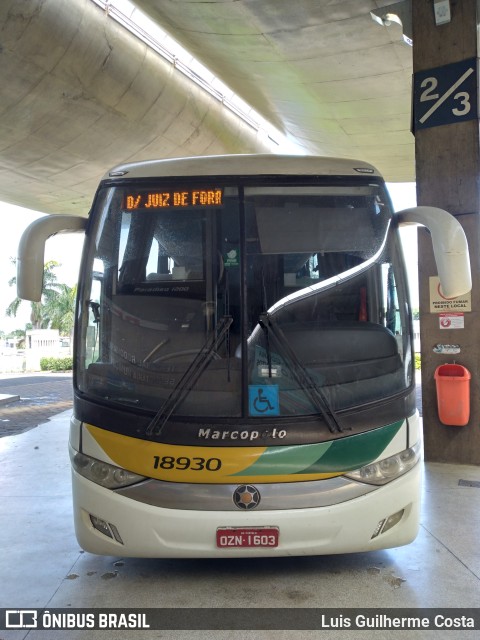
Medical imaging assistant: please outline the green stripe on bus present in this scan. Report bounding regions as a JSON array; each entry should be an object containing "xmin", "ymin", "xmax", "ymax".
[{"xmin": 231, "ymin": 420, "xmax": 404, "ymax": 476}]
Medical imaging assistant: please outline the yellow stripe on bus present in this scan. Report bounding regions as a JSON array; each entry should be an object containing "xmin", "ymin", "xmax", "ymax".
[{"xmin": 85, "ymin": 424, "xmax": 341, "ymax": 484}]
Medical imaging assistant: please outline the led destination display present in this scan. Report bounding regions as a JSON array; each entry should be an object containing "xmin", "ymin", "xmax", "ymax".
[{"xmin": 124, "ymin": 188, "xmax": 223, "ymax": 210}]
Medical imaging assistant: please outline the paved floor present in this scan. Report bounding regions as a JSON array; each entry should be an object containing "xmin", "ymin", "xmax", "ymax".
[{"xmin": 0, "ymin": 373, "xmax": 73, "ymax": 437}]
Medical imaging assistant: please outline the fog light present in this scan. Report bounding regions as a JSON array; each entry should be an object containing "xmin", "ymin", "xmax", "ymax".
[
  {"xmin": 90, "ymin": 515, "xmax": 112, "ymax": 538},
  {"xmin": 90, "ymin": 515, "xmax": 124, "ymax": 544},
  {"xmin": 382, "ymin": 509, "xmax": 405, "ymax": 534},
  {"xmin": 371, "ymin": 519, "xmax": 386, "ymax": 539},
  {"xmin": 371, "ymin": 509, "xmax": 405, "ymax": 539}
]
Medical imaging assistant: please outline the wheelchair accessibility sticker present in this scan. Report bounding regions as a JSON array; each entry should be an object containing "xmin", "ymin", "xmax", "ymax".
[{"xmin": 249, "ymin": 385, "xmax": 280, "ymax": 416}]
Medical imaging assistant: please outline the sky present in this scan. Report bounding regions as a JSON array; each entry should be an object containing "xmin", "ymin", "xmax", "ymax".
[{"xmin": 0, "ymin": 183, "xmax": 418, "ymax": 335}]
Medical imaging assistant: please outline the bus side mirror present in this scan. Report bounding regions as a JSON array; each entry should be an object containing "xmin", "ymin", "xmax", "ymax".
[
  {"xmin": 17, "ymin": 215, "xmax": 87, "ymax": 301},
  {"xmin": 396, "ymin": 206, "xmax": 471, "ymax": 299}
]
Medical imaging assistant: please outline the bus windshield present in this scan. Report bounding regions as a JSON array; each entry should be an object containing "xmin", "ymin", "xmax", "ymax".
[{"xmin": 76, "ymin": 179, "xmax": 412, "ymax": 426}]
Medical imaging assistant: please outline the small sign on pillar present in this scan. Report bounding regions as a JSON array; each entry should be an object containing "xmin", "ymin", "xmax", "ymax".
[
  {"xmin": 429, "ymin": 276, "xmax": 471, "ymax": 313},
  {"xmin": 413, "ymin": 58, "xmax": 478, "ymax": 132}
]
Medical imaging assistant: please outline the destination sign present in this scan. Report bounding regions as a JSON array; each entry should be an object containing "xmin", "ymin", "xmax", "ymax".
[{"xmin": 124, "ymin": 188, "xmax": 223, "ymax": 210}]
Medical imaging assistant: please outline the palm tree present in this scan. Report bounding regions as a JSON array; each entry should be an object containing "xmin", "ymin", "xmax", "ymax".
[
  {"xmin": 6, "ymin": 260, "xmax": 63, "ymax": 329},
  {"xmin": 43, "ymin": 283, "xmax": 77, "ymax": 337}
]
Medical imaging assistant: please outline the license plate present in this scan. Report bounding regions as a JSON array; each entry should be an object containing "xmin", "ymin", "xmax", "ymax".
[{"xmin": 216, "ymin": 527, "xmax": 279, "ymax": 548}]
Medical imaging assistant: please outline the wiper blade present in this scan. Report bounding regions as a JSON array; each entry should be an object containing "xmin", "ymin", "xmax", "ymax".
[
  {"xmin": 145, "ymin": 315, "xmax": 233, "ymax": 437},
  {"xmin": 259, "ymin": 312, "xmax": 343, "ymax": 434}
]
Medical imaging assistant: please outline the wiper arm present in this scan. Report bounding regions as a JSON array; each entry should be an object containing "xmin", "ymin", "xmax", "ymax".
[
  {"xmin": 259, "ymin": 312, "xmax": 343, "ymax": 434},
  {"xmin": 145, "ymin": 315, "xmax": 233, "ymax": 437}
]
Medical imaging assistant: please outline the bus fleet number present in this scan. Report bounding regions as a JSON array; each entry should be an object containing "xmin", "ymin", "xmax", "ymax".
[{"xmin": 153, "ymin": 455, "xmax": 222, "ymax": 471}]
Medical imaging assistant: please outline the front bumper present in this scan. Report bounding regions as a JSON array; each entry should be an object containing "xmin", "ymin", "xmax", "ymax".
[{"xmin": 71, "ymin": 461, "xmax": 421, "ymax": 558}]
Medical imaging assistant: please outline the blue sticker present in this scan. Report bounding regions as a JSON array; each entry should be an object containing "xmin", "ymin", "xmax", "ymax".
[{"xmin": 249, "ymin": 385, "xmax": 280, "ymax": 416}]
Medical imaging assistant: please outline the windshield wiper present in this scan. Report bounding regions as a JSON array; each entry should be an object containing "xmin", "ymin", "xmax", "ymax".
[
  {"xmin": 145, "ymin": 315, "xmax": 233, "ymax": 437},
  {"xmin": 259, "ymin": 312, "xmax": 343, "ymax": 434}
]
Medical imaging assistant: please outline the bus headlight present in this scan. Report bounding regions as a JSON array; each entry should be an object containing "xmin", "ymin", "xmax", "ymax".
[
  {"xmin": 69, "ymin": 445, "xmax": 146, "ymax": 489},
  {"xmin": 345, "ymin": 440, "xmax": 421, "ymax": 486}
]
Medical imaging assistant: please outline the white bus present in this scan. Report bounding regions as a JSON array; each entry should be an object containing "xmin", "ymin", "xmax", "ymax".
[{"xmin": 17, "ymin": 155, "xmax": 471, "ymax": 557}]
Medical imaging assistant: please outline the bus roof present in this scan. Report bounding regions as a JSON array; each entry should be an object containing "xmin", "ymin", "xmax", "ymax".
[{"xmin": 103, "ymin": 154, "xmax": 382, "ymax": 181}]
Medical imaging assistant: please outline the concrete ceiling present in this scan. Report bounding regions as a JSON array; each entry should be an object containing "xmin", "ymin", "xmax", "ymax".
[
  {"xmin": 137, "ymin": 0, "xmax": 414, "ymax": 175},
  {"xmin": 0, "ymin": 0, "xmax": 414, "ymax": 217}
]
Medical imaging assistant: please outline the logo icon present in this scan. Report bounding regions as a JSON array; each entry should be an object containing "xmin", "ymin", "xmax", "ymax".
[
  {"xmin": 5, "ymin": 610, "xmax": 38, "ymax": 629},
  {"xmin": 233, "ymin": 485, "xmax": 261, "ymax": 510}
]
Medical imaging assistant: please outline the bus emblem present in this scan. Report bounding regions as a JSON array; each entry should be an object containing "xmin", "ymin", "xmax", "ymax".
[{"xmin": 233, "ymin": 485, "xmax": 261, "ymax": 510}]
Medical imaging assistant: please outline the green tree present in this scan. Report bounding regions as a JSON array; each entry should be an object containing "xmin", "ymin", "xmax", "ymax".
[
  {"xmin": 6, "ymin": 260, "xmax": 71, "ymax": 330},
  {"xmin": 43, "ymin": 283, "xmax": 77, "ymax": 337}
]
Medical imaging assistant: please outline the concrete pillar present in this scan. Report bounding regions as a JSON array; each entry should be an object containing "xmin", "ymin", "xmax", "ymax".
[{"xmin": 412, "ymin": 0, "xmax": 480, "ymax": 463}]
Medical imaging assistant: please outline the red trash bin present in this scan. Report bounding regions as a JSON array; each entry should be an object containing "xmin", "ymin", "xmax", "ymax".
[{"xmin": 434, "ymin": 363, "xmax": 471, "ymax": 426}]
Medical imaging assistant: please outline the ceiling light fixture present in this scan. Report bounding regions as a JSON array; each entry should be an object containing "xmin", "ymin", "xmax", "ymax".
[{"xmin": 370, "ymin": 0, "xmax": 413, "ymax": 46}]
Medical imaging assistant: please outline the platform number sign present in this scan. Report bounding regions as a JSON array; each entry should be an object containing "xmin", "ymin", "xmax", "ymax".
[{"xmin": 413, "ymin": 58, "xmax": 478, "ymax": 131}]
